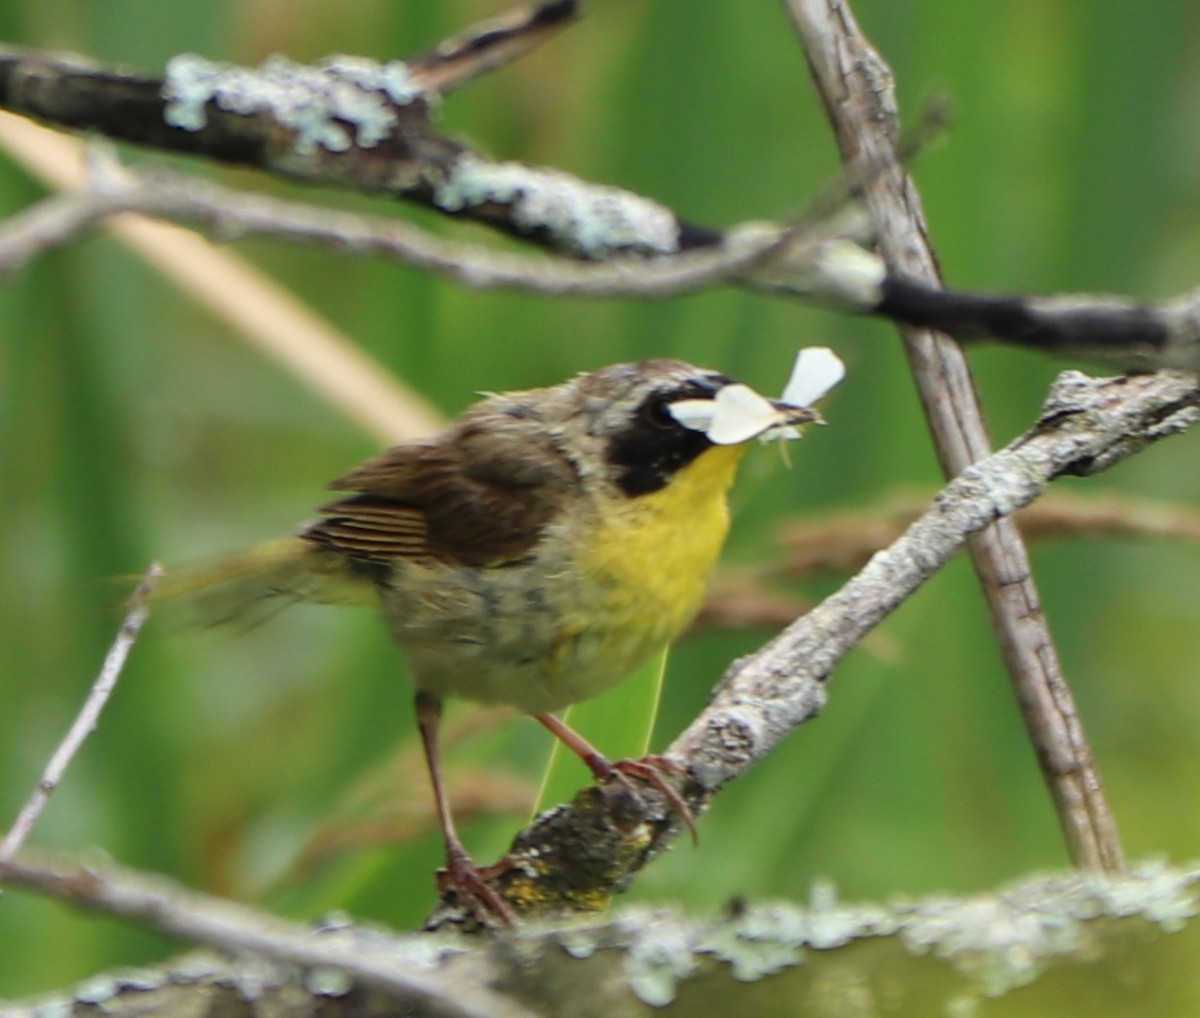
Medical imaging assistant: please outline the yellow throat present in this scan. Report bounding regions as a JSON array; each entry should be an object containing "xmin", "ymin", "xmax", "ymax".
[{"xmin": 574, "ymin": 442, "xmax": 748, "ymax": 665}]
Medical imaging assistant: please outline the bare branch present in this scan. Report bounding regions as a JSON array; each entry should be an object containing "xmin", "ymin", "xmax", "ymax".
[
  {"xmin": 0, "ymin": 185, "xmax": 119, "ymax": 278},
  {"xmin": 91, "ymin": 161, "xmax": 807, "ymax": 297},
  {"xmin": 0, "ymin": 565, "xmax": 162, "ymax": 866},
  {"xmin": 784, "ymin": 0, "xmax": 1127, "ymax": 874}
]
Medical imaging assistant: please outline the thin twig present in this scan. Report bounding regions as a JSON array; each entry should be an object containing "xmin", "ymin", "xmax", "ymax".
[
  {"xmin": 785, "ymin": 0, "xmax": 1126, "ymax": 873},
  {"xmin": 0, "ymin": 123, "xmax": 879, "ymax": 303},
  {"xmin": 0, "ymin": 186, "xmax": 122, "ymax": 278},
  {"xmin": 405, "ymin": 0, "xmax": 582, "ymax": 94},
  {"xmin": 113, "ymin": 165, "xmax": 801, "ymax": 297},
  {"xmin": 0, "ymin": 565, "xmax": 162, "ymax": 865}
]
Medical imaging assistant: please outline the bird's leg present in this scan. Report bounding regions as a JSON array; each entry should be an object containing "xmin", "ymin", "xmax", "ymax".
[
  {"xmin": 533, "ymin": 712, "xmax": 697, "ymax": 843},
  {"xmin": 414, "ymin": 690, "xmax": 517, "ymax": 924}
]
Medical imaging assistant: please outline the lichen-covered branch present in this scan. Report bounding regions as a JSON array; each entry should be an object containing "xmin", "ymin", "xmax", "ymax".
[
  {"xmin": 0, "ymin": 857, "xmax": 533, "ymax": 1018},
  {"xmin": 3, "ymin": 22, "xmax": 1200, "ymax": 366},
  {"xmin": 4, "ymin": 854, "xmax": 1197, "ymax": 1017},
  {"xmin": 0, "ymin": 24, "xmax": 718, "ymax": 261}
]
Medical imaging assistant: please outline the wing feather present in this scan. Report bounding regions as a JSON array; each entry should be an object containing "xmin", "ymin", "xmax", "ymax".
[{"xmin": 301, "ymin": 420, "xmax": 577, "ymax": 568}]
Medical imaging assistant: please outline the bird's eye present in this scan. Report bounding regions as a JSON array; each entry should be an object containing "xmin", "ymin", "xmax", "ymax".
[
  {"xmin": 647, "ymin": 393, "xmax": 681, "ymax": 428},
  {"xmin": 645, "ymin": 376, "xmax": 725, "ymax": 431}
]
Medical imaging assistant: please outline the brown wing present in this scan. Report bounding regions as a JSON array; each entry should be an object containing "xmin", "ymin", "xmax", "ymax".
[{"xmin": 301, "ymin": 419, "xmax": 578, "ymax": 568}]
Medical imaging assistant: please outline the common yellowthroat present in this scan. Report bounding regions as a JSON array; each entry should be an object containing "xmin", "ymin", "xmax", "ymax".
[{"xmin": 161, "ymin": 349, "xmax": 844, "ymax": 921}]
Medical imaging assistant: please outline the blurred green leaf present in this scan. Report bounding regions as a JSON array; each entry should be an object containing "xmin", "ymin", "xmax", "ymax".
[{"xmin": 533, "ymin": 649, "xmax": 668, "ymax": 814}]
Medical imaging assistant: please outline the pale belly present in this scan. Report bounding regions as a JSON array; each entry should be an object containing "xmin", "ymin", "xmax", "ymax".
[{"xmin": 378, "ymin": 551, "xmax": 701, "ymax": 714}]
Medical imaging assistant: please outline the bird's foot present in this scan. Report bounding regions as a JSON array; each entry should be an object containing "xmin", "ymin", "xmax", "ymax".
[
  {"xmin": 532, "ymin": 714, "xmax": 697, "ymax": 842},
  {"xmin": 591, "ymin": 753, "xmax": 698, "ymax": 844},
  {"xmin": 435, "ymin": 845, "xmax": 518, "ymax": 926}
]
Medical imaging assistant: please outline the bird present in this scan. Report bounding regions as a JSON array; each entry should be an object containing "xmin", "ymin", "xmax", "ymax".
[{"xmin": 157, "ymin": 349, "xmax": 844, "ymax": 922}]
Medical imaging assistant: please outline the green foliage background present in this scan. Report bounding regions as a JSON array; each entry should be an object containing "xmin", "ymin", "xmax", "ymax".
[{"xmin": 2, "ymin": 0, "xmax": 1199, "ymax": 1000}]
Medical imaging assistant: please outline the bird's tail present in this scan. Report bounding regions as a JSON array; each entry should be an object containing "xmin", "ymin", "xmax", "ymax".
[{"xmin": 148, "ymin": 535, "xmax": 371, "ymax": 630}]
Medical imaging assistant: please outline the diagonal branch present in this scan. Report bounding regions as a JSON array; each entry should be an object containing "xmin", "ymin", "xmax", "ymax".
[
  {"xmin": 671, "ymin": 370, "xmax": 1198, "ymax": 795},
  {"xmin": 784, "ymin": 0, "xmax": 1126, "ymax": 873},
  {"xmin": 0, "ymin": 566, "xmax": 162, "ymax": 866},
  {"xmin": 404, "ymin": 0, "xmax": 582, "ymax": 94}
]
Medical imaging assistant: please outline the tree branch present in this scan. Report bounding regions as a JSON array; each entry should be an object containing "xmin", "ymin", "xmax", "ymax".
[
  {"xmin": 784, "ymin": 0, "xmax": 1127, "ymax": 874},
  {"xmin": 0, "ymin": 33, "xmax": 717, "ymax": 260},
  {"xmin": 5, "ymin": 48, "xmax": 1197, "ymax": 374},
  {"xmin": 0, "ymin": 566, "xmax": 161, "ymax": 867},
  {"xmin": 3, "ymin": 26, "xmax": 1200, "ymax": 367},
  {"xmin": 4, "ymin": 852, "xmax": 1197, "ymax": 1016}
]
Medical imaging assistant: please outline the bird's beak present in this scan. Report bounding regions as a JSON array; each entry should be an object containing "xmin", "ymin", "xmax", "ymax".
[
  {"xmin": 758, "ymin": 400, "xmax": 822, "ymax": 444},
  {"xmin": 769, "ymin": 400, "xmax": 822, "ymax": 426}
]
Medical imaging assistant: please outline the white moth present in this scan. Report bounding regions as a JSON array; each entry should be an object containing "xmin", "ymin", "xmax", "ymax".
[
  {"xmin": 668, "ymin": 346, "xmax": 845, "ymax": 446},
  {"xmin": 780, "ymin": 346, "xmax": 845, "ymax": 408}
]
